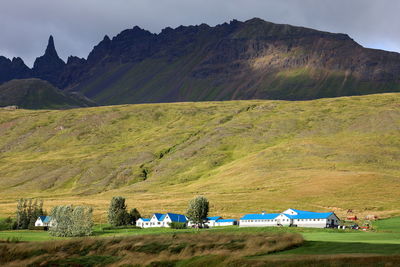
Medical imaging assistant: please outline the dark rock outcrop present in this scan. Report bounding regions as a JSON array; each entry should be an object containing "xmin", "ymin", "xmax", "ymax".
[
  {"xmin": 32, "ymin": 36, "xmax": 66, "ymax": 87},
  {"xmin": 0, "ymin": 56, "xmax": 31, "ymax": 84}
]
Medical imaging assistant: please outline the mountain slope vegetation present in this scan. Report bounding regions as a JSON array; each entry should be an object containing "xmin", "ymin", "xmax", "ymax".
[
  {"xmin": 0, "ymin": 79, "xmax": 95, "ymax": 109},
  {"xmin": 0, "ymin": 93, "xmax": 399, "ymax": 218}
]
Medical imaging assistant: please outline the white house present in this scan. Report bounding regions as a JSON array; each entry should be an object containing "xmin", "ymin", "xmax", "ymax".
[
  {"xmin": 136, "ymin": 218, "xmax": 150, "ymax": 228},
  {"xmin": 136, "ymin": 213, "xmax": 187, "ymax": 228},
  {"xmin": 34, "ymin": 216, "xmax": 55, "ymax": 228},
  {"xmin": 240, "ymin": 209, "xmax": 340, "ymax": 228}
]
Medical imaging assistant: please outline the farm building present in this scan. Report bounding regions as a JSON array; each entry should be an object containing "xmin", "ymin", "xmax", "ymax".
[
  {"xmin": 136, "ymin": 213, "xmax": 187, "ymax": 228},
  {"xmin": 193, "ymin": 216, "xmax": 238, "ymax": 227},
  {"xmin": 186, "ymin": 216, "xmax": 238, "ymax": 228},
  {"xmin": 240, "ymin": 209, "xmax": 340, "ymax": 228},
  {"xmin": 34, "ymin": 216, "xmax": 55, "ymax": 228}
]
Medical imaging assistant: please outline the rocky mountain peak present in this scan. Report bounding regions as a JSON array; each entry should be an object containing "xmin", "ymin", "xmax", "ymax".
[
  {"xmin": 45, "ymin": 35, "xmax": 59, "ymax": 57},
  {"xmin": 32, "ymin": 35, "xmax": 66, "ymax": 87}
]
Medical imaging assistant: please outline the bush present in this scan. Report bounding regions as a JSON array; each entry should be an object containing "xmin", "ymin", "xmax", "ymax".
[
  {"xmin": 32, "ymin": 226, "xmax": 48, "ymax": 231},
  {"xmin": 169, "ymin": 222, "xmax": 186, "ymax": 229},
  {"xmin": 0, "ymin": 218, "xmax": 14, "ymax": 231},
  {"xmin": 101, "ymin": 225, "xmax": 139, "ymax": 230},
  {"xmin": 49, "ymin": 205, "xmax": 93, "ymax": 237}
]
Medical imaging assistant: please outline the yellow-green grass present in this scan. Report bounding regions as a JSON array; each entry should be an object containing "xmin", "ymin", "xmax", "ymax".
[
  {"xmin": 0, "ymin": 231, "xmax": 303, "ymax": 266},
  {"xmin": 0, "ymin": 93, "xmax": 400, "ymax": 220}
]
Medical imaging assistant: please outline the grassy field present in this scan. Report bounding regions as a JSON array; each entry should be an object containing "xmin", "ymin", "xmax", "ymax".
[
  {"xmin": 1, "ymin": 219, "xmax": 400, "ymax": 266},
  {"xmin": 1, "ymin": 93, "xmax": 400, "ymax": 221},
  {"xmin": 0, "ymin": 231, "xmax": 303, "ymax": 266},
  {"xmin": 1, "ymin": 217, "xmax": 400, "ymax": 244}
]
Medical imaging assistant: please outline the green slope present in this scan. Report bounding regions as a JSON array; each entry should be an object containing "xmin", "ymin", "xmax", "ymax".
[
  {"xmin": 0, "ymin": 93, "xmax": 399, "ymax": 219},
  {"xmin": 0, "ymin": 78, "xmax": 96, "ymax": 109}
]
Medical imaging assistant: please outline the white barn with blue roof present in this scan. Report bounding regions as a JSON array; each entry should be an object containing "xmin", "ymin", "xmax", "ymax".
[
  {"xmin": 240, "ymin": 209, "xmax": 340, "ymax": 228},
  {"xmin": 282, "ymin": 209, "xmax": 340, "ymax": 228},
  {"xmin": 203, "ymin": 216, "xmax": 238, "ymax": 227}
]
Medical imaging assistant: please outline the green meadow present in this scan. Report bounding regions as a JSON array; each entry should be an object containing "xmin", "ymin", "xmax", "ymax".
[{"xmin": 1, "ymin": 217, "xmax": 400, "ymax": 266}]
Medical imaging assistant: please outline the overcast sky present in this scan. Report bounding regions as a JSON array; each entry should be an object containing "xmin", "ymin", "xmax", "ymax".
[{"xmin": 1, "ymin": 0, "xmax": 399, "ymax": 67}]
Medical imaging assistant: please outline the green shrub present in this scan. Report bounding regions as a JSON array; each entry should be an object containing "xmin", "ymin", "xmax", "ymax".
[
  {"xmin": 0, "ymin": 217, "xmax": 14, "ymax": 231},
  {"xmin": 101, "ymin": 225, "xmax": 139, "ymax": 230},
  {"xmin": 49, "ymin": 205, "xmax": 93, "ymax": 237},
  {"xmin": 169, "ymin": 222, "xmax": 186, "ymax": 229}
]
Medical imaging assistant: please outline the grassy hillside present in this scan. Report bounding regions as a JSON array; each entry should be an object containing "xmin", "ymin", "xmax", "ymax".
[
  {"xmin": 0, "ymin": 79, "xmax": 95, "ymax": 109},
  {"xmin": 0, "ymin": 93, "xmax": 399, "ymax": 219}
]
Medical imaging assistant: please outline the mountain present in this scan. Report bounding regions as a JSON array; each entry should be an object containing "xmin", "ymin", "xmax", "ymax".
[
  {"xmin": 1, "ymin": 18, "xmax": 400, "ymax": 105},
  {"xmin": 65, "ymin": 18, "xmax": 400, "ymax": 104},
  {"xmin": 0, "ymin": 56, "xmax": 31, "ymax": 84},
  {"xmin": 32, "ymin": 36, "xmax": 66, "ymax": 88},
  {"xmin": 0, "ymin": 78, "xmax": 95, "ymax": 109},
  {"xmin": 0, "ymin": 93, "xmax": 399, "ymax": 218}
]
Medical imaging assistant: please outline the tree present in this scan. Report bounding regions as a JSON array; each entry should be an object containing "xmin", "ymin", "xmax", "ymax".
[
  {"xmin": 15, "ymin": 198, "xmax": 45, "ymax": 230},
  {"xmin": 129, "ymin": 208, "xmax": 141, "ymax": 225},
  {"xmin": 186, "ymin": 196, "xmax": 209, "ymax": 227},
  {"xmin": 108, "ymin": 196, "xmax": 130, "ymax": 226},
  {"xmin": 49, "ymin": 205, "xmax": 93, "ymax": 237}
]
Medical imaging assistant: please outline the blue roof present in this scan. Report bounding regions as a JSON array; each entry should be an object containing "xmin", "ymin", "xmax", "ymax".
[
  {"xmin": 139, "ymin": 218, "xmax": 150, "ymax": 222},
  {"xmin": 240, "ymin": 213, "xmax": 280, "ymax": 220},
  {"xmin": 166, "ymin": 213, "xmax": 187, "ymax": 223},
  {"xmin": 38, "ymin": 216, "xmax": 51, "ymax": 223},
  {"xmin": 218, "ymin": 219, "xmax": 237, "ymax": 222},
  {"xmin": 283, "ymin": 209, "xmax": 334, "ymax": 219},
  {"xmin": 207, "ymin": 216, "xmax": 222, "ymax": 221},
  {"xmin": 287, "ymin": 209, "xmax": 317, "ymax": 214},
  {"xmin": 153, "ymin": 213, "xmax": 164, "ymax": 221},
  {"xmin": 285, "ymin": 212, "xmax": 334, "ymax": 219}
]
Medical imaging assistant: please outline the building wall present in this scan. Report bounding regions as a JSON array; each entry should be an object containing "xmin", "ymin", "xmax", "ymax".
[
  {"xmin": 293, "ymin": 218, "xmax": 327, "ymax": 228},
  {"xmin": 35, "ymin": 220, "xmax": 45, "ymax": 227},
  {"xmin": 239, "ymin": 219, "xmax": 278, "ymax": 227},
  {"xmin": 215, "ymin": 221, "xmax": 236, "ymax": 227},
  {"xmin": 136, "ymin": 220, "xmax": 151, "ymax": 228}
]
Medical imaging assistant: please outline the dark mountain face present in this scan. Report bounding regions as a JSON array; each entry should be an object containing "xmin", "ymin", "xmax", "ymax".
[
  {"xmin": 32, "ymin": 36, "xmax": 66, "ymax": 88},
  {"xmin": 0, "ymin": 56, "xmax": 31, "ymax": 84},
  {"xmin": 1, "ymin": 18, "xmax": 400, "ymax": 105}
]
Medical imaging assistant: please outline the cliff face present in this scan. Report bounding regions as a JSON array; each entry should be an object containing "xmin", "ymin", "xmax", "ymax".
[
  {"xmin": 32, "ymin": 36, "xmax": 66, "ymax": 88},
  {"xmin": 0, "ymin": 56, "xmax": 31, "ymax": 84},
  {"xmin": 1, "ymin": 18, "xmax": 400, "ymax": 104}
]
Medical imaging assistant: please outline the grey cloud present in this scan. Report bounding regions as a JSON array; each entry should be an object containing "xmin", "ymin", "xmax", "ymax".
[{"xmin": 1, "ymin": 0, "xmax": 399, "ymax": 67}]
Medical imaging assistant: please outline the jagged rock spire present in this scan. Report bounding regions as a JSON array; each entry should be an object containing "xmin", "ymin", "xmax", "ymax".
[
  {"xmin": 32, "ymin": 35, "xmax": 66, "ymax": 87},
  {"xmin": 45, "ymin": 35, "xmax": 58, "ymax": 57}
]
